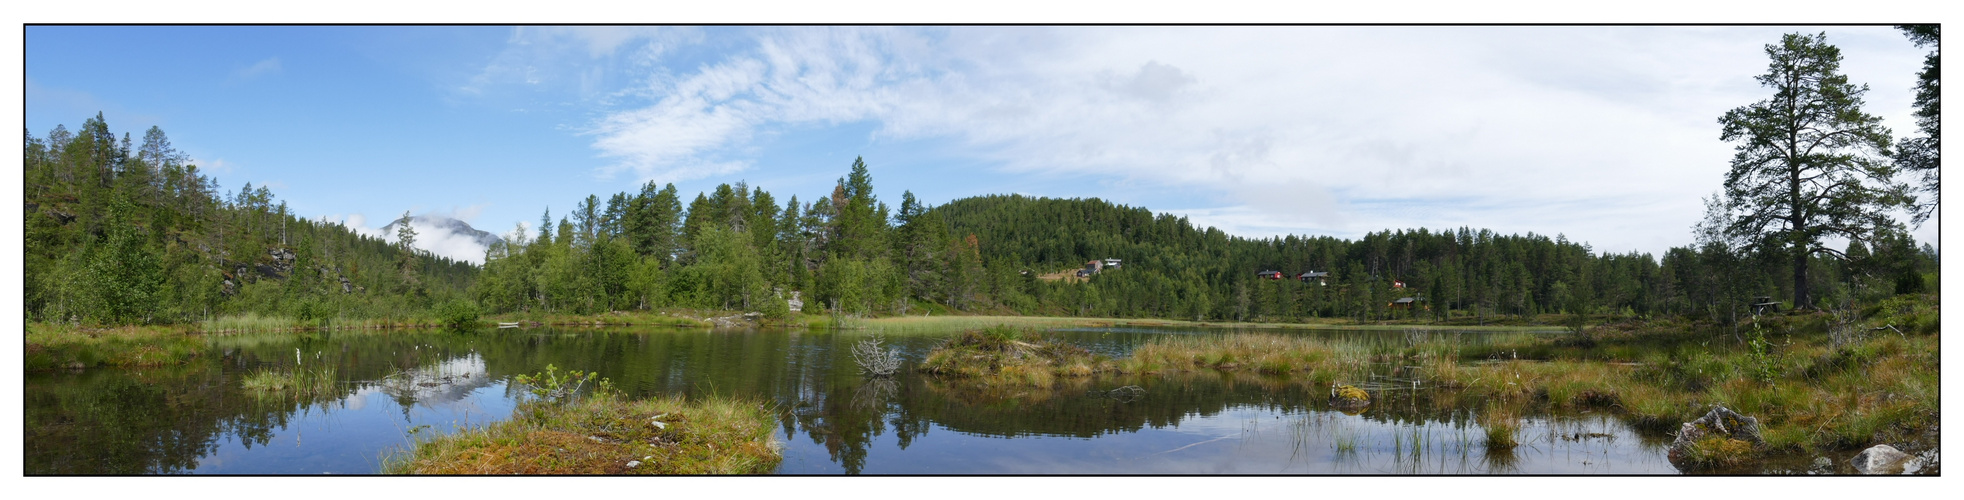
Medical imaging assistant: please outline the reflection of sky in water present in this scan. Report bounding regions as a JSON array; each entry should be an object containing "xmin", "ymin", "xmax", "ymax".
[
  {"xmin": 778, "ymin": 407, "xmax": 1676, "ymax": 474},
  {"xmin": 188, "ymin": 354, "xmax": 513, "ymax": 474}
]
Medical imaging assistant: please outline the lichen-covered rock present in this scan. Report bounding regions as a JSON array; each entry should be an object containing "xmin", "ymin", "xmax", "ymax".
[
  {"xmin": 1851, "ymin": 444, "xmax": 1916, "ymax": 475},
  {"xmin": 1667, "ymin": 405, "xmax": 1764, "ymax": 471},
  {"xmin": 1329, "ymin": 384, "xmax": 1371, "ymax": 410}
]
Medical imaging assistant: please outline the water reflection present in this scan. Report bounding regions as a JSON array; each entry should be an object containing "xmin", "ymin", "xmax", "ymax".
[{"xmin": 27, "ymin": 326, "xmax": 1683, "ymax": 474}]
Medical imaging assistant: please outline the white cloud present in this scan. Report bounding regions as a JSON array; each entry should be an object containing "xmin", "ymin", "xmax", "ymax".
[
  {"xmin": 332, "ymin": 213, "xmax": 385, "ymax": 239},
  {"xmin": 327, "ymin": 211, "xmax": 497, "ymax": 265},
  {"xmin": 502, "ymin": 26, "xmax": 1925, "ymax": 256}
]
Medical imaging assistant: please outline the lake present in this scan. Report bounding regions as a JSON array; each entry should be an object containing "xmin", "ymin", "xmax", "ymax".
[{"xmin": 26, "ymin": 324, "xmax": 1703, "ymax": 474}]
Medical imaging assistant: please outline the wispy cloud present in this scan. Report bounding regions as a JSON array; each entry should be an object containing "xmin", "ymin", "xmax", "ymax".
[
  {"xmin": 458, "ymin": 26, "xmax": 701, "ymax": 98},
  {"xmin": 233, "ymin": 57, "xmax": 282, "ymax": 80},
  {"xmin": 191, "ymin": 157, "xmax": 234, "ymax": 174}
]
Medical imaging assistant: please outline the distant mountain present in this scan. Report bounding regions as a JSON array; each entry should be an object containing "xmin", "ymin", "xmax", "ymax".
[
  {"xmin": 382, "ymin": 215, "xmax": 503, "ymax": 248},
  {"xmin": 380, "ymin": 215, "xmax": 504, "ymax": 264}
]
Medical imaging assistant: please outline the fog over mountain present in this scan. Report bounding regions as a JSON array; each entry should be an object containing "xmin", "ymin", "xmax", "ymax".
[{"xmin": 375, "ymin": 214, "xmax": 503, "ymax": 265}]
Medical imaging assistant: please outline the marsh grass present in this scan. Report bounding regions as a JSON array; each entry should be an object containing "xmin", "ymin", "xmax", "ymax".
[
  {"xmin": 383, "ymin": 390, "xmax": 780, "ymax": 474},
  {"xmin": 241, "ymin": 365, "xmax": 340, "ymax": 400},
  {"xmin": 1480, "ymin": 406, "xmax": 1521, "ymax": 450},
  {"xmin": 25, "ymin": 322, "xmax": 205, "ymax": 371},
  {"xmin": 1071, "ymin": 293, "xmax": 1938, "ymax": 457},
  {"xmin": 489, "ymin": 309, "xmax": 715, "ymax": 328},
  {"xmin": 855, "ymin": 314, "xmax": 1557, "ymax": 336},
  {"xmin": 917, "ymin": 325, "xmax": 1114, "ymax": 385},
  {"xmin": 202, "ymin": 312, "xmax": 301, "ymax": 333}
]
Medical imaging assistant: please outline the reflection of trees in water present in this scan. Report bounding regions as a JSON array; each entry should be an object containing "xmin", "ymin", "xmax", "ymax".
[
  {"xmin": 24, "ymin": 361, "xmax": 364, "ymax": 474},
  {"xmin": 851, "ymin": 377, "xmax": 897, "ymax": 412},
  {"xmin": 25, "ymin": 332, "xmax": 487, "ymax": 474},
  {"xmin": 906, "ymin": 372, "xmax": 1321, "ymax": 439},
  {"xmin": 784, "ymin": 377, "xmax": 931, "ymax": 475}
]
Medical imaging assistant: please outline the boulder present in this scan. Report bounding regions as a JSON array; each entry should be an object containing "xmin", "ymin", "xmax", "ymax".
[
  {"xmin": 1850, "ymin": 444, "xmax": 1916, "ymax": 475},
  {"xmin": 1667, "ymin": 405, "xmax": 1763, "ymax": 471}
]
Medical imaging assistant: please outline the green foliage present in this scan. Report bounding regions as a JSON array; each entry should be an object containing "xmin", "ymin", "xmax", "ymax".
[
  {"xmin": 1743, "ymin": 323, "xmax": 1779, "ymax": 384},
  {"xmin": 436, "ymin": 299, "xmax": 481, "ymax": 331},
  {"xmin": 1894, "ymin": 25, "xmax": 1939, "ymax": 225},
  {"xmin": 511, "ymin": 364, "xmax": 610, "ymax": 404}
]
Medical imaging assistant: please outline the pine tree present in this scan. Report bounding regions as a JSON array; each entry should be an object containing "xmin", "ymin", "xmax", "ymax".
[{"xmin": 1712, "ymin": 32, "xmax": 1909, "ymax": 309}]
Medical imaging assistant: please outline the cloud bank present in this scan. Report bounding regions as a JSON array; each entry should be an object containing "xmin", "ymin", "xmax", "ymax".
[
  {"xmin": 474, "ymin": 26, "xmax": 1927, "ymax": 256},
  {"xmin": 329, "ymin": 207, "xmax": 499, "ymax": 265}
]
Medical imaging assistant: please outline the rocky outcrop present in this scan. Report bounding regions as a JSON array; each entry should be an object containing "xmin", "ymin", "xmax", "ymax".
[
  {"xmin": 1851, "ymin": 444, "xmax": 1918, "ymax": 475},
  {"xmin": 1667, "ymin": 405, "xmax": 1764, "ymax": 471},
  {"xmin": 706, "ymin": 312, "xmax": 764, "ymax": 328}
]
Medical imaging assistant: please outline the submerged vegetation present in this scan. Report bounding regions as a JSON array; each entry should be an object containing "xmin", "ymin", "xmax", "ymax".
[{"xmin": 385, "ymin": 367, "xmax": 780, "ymax": 475}]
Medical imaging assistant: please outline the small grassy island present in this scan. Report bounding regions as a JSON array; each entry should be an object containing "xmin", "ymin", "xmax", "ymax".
[{"xmin": 384, "ymin": 366, "xmax": 781, "ymax": 475}]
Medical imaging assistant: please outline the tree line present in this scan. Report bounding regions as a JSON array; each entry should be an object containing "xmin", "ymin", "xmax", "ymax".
[
  {"xmin": 24, "ymin": 29, "xmax": 1936, "ymax": 328},
  {"xmin": 24, "ymin": 113, "xmax": 476, "ymax": 325}
]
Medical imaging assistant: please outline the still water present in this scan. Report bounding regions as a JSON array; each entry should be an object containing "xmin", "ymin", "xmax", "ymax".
[{"xmin": 24, "ymin": 325, "xmax": 1683, "ymax": 474}]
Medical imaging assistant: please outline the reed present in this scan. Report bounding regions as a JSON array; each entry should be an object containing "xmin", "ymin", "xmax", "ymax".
[
  {"xmin": 240, "ymin": 365, "xmax": 340, "ymax": 400},
  {"xmin": 1480, "ymin": 406, "xmax": 1520, "ymax": 451}
]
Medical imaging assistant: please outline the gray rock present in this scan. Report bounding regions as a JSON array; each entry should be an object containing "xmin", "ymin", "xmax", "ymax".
[
  {"xmin": 1809, "ymin": 456, "xmax": 1834, "ymax": 475},
  {"xmin": 1851, "ymin": 444, "xmax": 1917, "ymax": 475},
  {"xmin": 1666, "ymin": 405, "xmax": 1764, "ymax": 470}
]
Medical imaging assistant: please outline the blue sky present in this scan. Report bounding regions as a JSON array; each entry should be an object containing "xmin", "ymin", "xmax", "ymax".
[{"xmin": 25, "ymin": 26, "xmax": 1936, "ymax": 263}]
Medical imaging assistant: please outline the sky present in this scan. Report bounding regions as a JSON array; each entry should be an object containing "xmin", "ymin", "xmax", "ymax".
[{"xmin": 23, "ymin": 25, "xmax": 1938, "ymax": 264}]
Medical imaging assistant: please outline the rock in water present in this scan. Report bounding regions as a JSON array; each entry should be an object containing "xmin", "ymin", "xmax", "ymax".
[
  {"xmin": 1329, "ymin": 384, "xmax": 1371, "ymax": 412},
  {"xmin": 1667, "ymin": 405, "xmax": 1764, "ymax": 471},
  {"xmin": 1851, "ymin": 444, "xmax": 1916, "ymax": 475},
  {"xmin": 1808, "ymin": 456, "xmax": 1834, "ymax": 475}
]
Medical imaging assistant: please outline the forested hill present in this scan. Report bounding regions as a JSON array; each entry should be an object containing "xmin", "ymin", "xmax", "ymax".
[
  {"xmin": 23, "ymin": 115, "xmax": 476, "ymax": 325},
  {"xmin": 27, "ymin": 115, "xmax": 1932, "ymax": 327},
  {"xmin": 935, "ymin": 194, "xmax": 1221, "ymax": 270},
  {"xmin": 931, "ymin": 194, "xmax": 1932, "ymax": 322}
]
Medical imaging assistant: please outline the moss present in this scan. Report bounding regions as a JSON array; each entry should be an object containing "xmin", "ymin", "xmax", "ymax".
[
  {"xmin": 1678, "ymin": 436, "xmax": 1757, "ymax": 470},
  {"xmin": 1330, "ymin": 384, "xmax": 1371, "ymax": 408}
]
